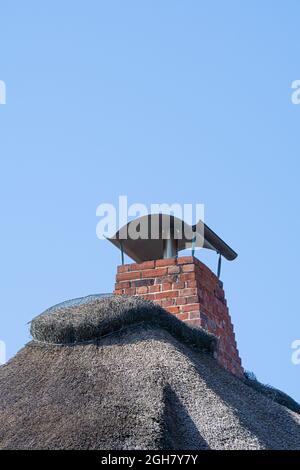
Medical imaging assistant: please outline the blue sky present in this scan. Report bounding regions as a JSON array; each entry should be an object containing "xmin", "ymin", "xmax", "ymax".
[{"xmin": 1, "ymin": 1, "xmax": 300, "ymax": 402}]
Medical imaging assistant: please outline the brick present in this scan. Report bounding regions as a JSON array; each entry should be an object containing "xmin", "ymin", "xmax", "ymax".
[
  {"xmin": 140, "ymin": 293, "xmax": 155, "ymax": 301},
  {"xmin": 176, "ymin": 312, "xmax": 189, "ymax": 321},
  {"xmin": 167, "ymin": 266, "xmax": 180, "ymax": 274},
  {"xmin": 182, "ymin": 303, "xmax": 200, "ymax": 313},
  {"xmin": 176, "ymin": 297, "xmax": 187, "ymax": 305},
  {"xmin": 182, "ymin": 264, "xmax": 195, "ymax": 272},
  {"xmin": 189, "ymin": 310, "xmax": 201, "ymax": 320},
  {"xmin": 193, "ymin": 258, "xmax": 206, "ymax": 269},
  {"xmin": 131, "ymin": 278, "xmax": 154, "ymax": 287},
  {"xmin": 155, "ymin": 258, "xmax": 176, "ymax": 267},
  {"xmin": 162, "ymin": 282, "xmax": 172, "ymax": 291},
  {"xmin": 161, "ymin": 298, "xmax": 173, "ymax": 308},
  {"xmin": 129, "ymin": 261, "xmax": 155, "ymax": 271},
  {"xmin": 186, "ymin": 280, "xmax": 197, "ymax": 288},
  {"xmin": 117, "ymin": 265, "xmax": 130, "ymax": 273},
  {"xmin": 167, "ymin": 306, "xmax": 180, "ymax": 314},
  {"xmin": 114, "ymin": 289, "xmax": 123, "ymax": 295},
  {"xmin": 177, "ymin": 256, "xmax": 194, "ymax": 265},
  {"xmin": 186, "ymin": 295, "xmax": 199, "ymax": 304},
  {"xmin": 154, "ymin": 290, "xmax": 179, "ymax": 300},
  {"xmin": 115, "ymin": 281, "xmax": 130, "ymax": 290},
  {"xmin": 172, "ymin": 281, "xmax": 185, "ymax": 290},
  {"xmin": 116, "ymin": 271, "xmax": 141, "ymax": 282},
  {"xmin": 142, "ymin": 268, "xmax": 167, "ymax": 278},
  {"xmin": 178, "ymin": 273, "xmax": 196, "ymax": 282},
  {"xmin": 155, "ymin": 275, "xmax": 178, "ymax": 284},
  {"xmin": 149, "ymin": 285, "xmax": 161, "ymax": 293},
  {"xmin": 122, "ymin": 287, "xmax": 136, "ymax": 295},
  {"xmin": 136, "ymin": 286, "xmax": 148, "ymax": 294},
  {"xmin": 179, "ymin": 288, "xmax": 197, "ymax": 297}
]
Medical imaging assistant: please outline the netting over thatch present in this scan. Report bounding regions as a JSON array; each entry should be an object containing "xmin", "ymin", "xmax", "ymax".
[
  {"xmin": 40, "ymin": 293, "xmax": 111, "ymax": 315},
  {"xmin": 30, "ymin": 295, "xmax": 216, "ymax": 354}
]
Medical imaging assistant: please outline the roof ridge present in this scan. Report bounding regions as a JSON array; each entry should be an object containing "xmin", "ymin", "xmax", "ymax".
[{"xmin": 30, "ymin": 296, "xmax": 217, "ymax": 354}]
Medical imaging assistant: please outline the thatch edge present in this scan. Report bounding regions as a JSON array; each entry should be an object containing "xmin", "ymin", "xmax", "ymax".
[{"xmin": 243, "ymin": 373, "xmax": 300, "ymax": 415}]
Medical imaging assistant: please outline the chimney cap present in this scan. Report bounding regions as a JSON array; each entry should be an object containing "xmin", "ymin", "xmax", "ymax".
[{"xmin": 108, "ymin": 214, "xmax": 237, "ymax": 263}]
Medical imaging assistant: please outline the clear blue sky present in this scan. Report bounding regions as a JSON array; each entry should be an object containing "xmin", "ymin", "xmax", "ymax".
[{"xmin": 1, "ymin": 1, "xmax": 300, "ymax": 402}]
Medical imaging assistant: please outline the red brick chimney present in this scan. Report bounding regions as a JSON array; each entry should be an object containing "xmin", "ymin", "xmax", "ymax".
[{"xmin": 114, "ymin": 256, "xmax": 243, "ymax": 377}]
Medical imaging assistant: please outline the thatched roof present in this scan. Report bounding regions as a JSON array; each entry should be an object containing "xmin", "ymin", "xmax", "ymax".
[{"xmin": 0, "ymin": 296, "xmax": 299, "ymax": 450}]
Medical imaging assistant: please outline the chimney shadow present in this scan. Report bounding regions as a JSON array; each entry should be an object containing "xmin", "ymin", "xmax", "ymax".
[
  {"xmin": 99, "ymin": 327, "xmax": 300, "ymax": 450},
  {"xmin": 178, "ymin": 343, "xmax": 300, "ymax": 450},
  {"xmin": 160, "ymin": 384, "xmax": 210, "ymax": 450}
]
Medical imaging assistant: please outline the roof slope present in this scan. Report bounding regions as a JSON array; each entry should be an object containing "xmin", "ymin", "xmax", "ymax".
[{"xmin": 0, "ymin": 296, "xmax": 299, "ymax": 450}]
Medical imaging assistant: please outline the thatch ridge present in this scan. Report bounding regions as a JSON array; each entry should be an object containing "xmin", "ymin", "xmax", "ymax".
[{"xmin": 30, "ymin": 295, "xmax": 217, "ymax": 354}]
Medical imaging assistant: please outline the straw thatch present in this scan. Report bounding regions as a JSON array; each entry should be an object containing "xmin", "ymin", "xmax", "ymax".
[
  {"xmin": 30, "ymin": 295, "xmax": 216, "ymax": 354},
  {"xmin": 243, "ymin": 372, "xmax": 300, "ymax": 414},
  {"xmin": 0, "ymin": 296, "xmax": 299, "ymax": 450}
]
